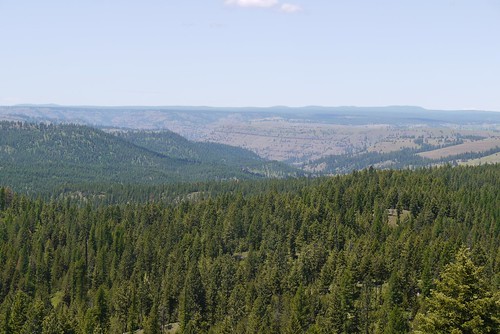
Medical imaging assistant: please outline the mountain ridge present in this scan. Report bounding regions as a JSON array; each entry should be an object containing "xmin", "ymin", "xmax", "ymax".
[{"xmin": 0, "ymin": 121, "xmax": 300, "ymax": 194}]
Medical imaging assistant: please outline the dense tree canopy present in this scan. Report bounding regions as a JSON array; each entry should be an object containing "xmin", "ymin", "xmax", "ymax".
[
  {"xmin": 0, "ymin": 165, "xmax": 498, "ymax": 333},
  {"xmin": 0, "ymin": 121, "xmax": 298, "ymax": 194}
]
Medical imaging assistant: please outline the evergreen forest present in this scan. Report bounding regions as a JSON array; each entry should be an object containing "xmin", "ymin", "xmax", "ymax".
[
  {"xmin": 0, "ymin": 121, "xmax": 299, "ymax": 195},
  {"xmin": 0, "ymin": 165, "xmax": 498, "ymax": 333}
]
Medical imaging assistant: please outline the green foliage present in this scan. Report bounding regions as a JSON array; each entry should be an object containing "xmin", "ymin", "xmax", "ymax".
[
  {"xmin": 116, "ymin": 130, "xmax": 262, "ymax": 166},
  {"xmin": 179, "ymin": 264, "xmax": 206, "ymax": 332},
  {"xmin": 8, "ymin": 291, "xmax": 30, "ymax": 333},
  {"xmin": 143, "ymin": 304, "xmax": 161, "ymax": 334},
  {"xmin": 0, "ymin": 165, "xmax": 498, "ymax": 333},
  {"xmin": 310, "ymin": 145, "xmax": 500, "ymax": 174},
  {"xmin": 41, "ymin": 310, "xmax": 64, "ymax": 334},
  {"xmin": 414, "ymin": 247, "xmax": 500, "ymax": 333},
  {"xmin": 0, "ymin": 121, "xmax": 299, "ymax": 194},
  {"xmin": 385, "ymin": 306, "xmax": 408, "ymax": 333}
]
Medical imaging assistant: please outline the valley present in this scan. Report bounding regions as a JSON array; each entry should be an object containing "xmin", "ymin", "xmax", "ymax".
[
  {"xmin": 2, "ymin": 1, "xmax": 498, "ymax": 332},
  {"xmin": 2, "ymin": 105, "xmax": 498, "ymax": 174},
  {"xmin": 0, "ymin": 109, "xmax": 498, "ymax": 333}
]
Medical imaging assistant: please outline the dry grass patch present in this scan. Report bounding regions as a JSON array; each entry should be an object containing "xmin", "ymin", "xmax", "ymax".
[
  {"xmin": 164, "ymin": 322, "xmax": 180, "ymax": 333},
  {"xmin": 418, "ymin": 138, "xmax": 500, "ymax": 159},
  {"xmin": 367, "ymin": 139, "xmax": 419, "ymax": 153},
  {"xmin": 234, "ymin": 251, "xmax": 249, "ymax": 260},
  {"xmin": 459, "ymin": 152, "xmax": 500, "ymax": 166},
  {"xmin": 387, "ymin": 209, "xmax": 411, "ymax": 227}
]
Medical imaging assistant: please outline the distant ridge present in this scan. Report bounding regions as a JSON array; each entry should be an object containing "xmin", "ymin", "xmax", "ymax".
[
  {"xmin": 0, "ymin": 121, "xmax": 300, "ymax": 194},
  {"xmin": 1, "ymin": 105, "xmax": 498, "ymax": 168},
  {"xmin": 5, "ymin": 104, "xmax": 499, "ymax": 114}
]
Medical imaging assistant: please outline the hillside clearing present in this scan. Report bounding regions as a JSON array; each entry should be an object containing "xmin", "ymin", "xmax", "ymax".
[
  {"xmin": 459, "ymin": 152, "xmax": 500, "ymax": 166},
  {"xmin": 417, "ymin": 138, "xmax": 500, "ymax": 159}
]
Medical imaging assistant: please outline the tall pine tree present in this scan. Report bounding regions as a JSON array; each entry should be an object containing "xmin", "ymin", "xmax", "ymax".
[{"xmin": 414, "ymin": 247, "xmax": 499, "ymax": 333}]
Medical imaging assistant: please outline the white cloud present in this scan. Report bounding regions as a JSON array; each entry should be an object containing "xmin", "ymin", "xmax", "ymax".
[
  {"xmin": 225, "ymin": 0, "xmax": 278, "ymax": 8},
  {"xmin": 224, "ymin": 1, "xmax": 303, "ymax": 13},
  {"xmin": 280, "ymin": 3, "xmax": 302, "ymax": 13}
]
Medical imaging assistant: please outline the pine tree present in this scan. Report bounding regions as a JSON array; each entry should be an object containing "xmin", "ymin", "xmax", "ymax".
[
  {"xmin": 41, "ymin": 309, "xmax": 63, "ymax": 334},
  {"xmin": 0, "ymin": 187, "xmax": 5, "ymax": 211},
  {"xmin": 286, "ymin": 285, "xmax": 310, "ymax": 333},
  {"xmin": 8, "ymin": 291, "xmax": 29, "ymax": 334},
  {"xmin": 414, "ymin": 247, "xmax": 500, "ymax": 333},
  {"xmin": 384, "ymin": 306, "xmax": 408, "ymax": 334},
  {"xmin": 143, "ymin": 304, "xmax": 160, "ymax": 334},
  {"xmin": 94, "ymin": 286, "xmax": 109, "ymax": 331},
  {"xmin": 179, "ymin": 263, "xmax": 206, "ymax": 332},
  {"xmin": 21, "ymin": 298, "xmax": 46, "ymax": 334}
]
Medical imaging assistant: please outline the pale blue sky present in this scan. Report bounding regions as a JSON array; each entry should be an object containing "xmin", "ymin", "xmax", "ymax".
[{"xmin": 1, "ymin": 0, "xmax": 499, "ymax": 110}]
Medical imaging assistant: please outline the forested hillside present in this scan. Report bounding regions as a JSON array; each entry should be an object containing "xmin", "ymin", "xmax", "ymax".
[
  {"xmin": 0, "ymin": 122, "xmax": 299, "ymax": 194},
  {"xmin": 0, "ymin": 165, "xmax": 498, "ymax": 333},
  {"xmin": 114, "ymin": 130, "xmax": 264, "ymax": 166},
  {"xmin": 3, "ymin": 105, "xmax": 499, "ymax": 168},
  {"xmin": 305, "ymin": 146, "xmax": 500, "ymax": 174}
]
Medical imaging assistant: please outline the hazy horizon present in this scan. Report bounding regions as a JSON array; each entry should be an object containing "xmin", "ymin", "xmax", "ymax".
[
  {"xmin": 2, "ymin": 104, "xmax": 500, "ymax": 113},
  {"xmin": 1, "ymin": 1, "xmax": 499, "ymax": 110}
]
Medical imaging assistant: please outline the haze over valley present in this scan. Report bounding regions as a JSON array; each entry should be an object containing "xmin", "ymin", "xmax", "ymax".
[
  {"xmin": 2, "ymin": 105, "xmax": 499, "ymax": 176},
  {"xmin": 1, "ymin": 1, "xmax": 499, "ymax": 333}
]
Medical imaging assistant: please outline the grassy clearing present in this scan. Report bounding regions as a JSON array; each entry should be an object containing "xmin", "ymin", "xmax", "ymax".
[
  {"xmin": 164, "ymin": 322, "xmax": 180, "ymax": 333},
  {"xmin": 459, "ymin": 152, "xmax": 500, "ymax": 166},
  {"xmin": 387, "ymin": 209, "xmax": 411, "ymax": 227},
  {"xmin": 367, "ymin": 139, "xmax": 419, "ymax": 153},
  {"xmin": 122, "ymin": 322, "xmax": 179, "ymax": 334},
  {"xmin": 234, "ymin": 251, "xmax": 249, "ymax": 260},
  {"xmin": 418, "ymin": 138, "xmax": 500, "ymax": 159}
]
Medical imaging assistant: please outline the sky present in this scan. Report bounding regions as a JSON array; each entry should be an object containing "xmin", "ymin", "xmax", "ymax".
[{"xmin": 0, "ymin": 0, "xmax": 499, "ymax": 110}]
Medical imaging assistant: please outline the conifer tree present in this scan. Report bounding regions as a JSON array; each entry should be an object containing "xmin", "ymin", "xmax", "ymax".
[
  {"xmin": 41, "ymin": 310, "xmax": 64, "ymax": 334},
  {"xmin": 8, "ymin": 291, "xmax": 29, "ymax": 334},
  {"xmin": 0, "ymin": 187, "xmax": 5, "ymax": 211},
  {"xmin": 143, "ymin": 304, "xmax": 160, "ymax": 334},
  {"xmin": 179, "ymin": 263, "xmax": 206, "ymax": 332},
  {"xmin": 414, "ymin": 247, "xmax": 499, "ymax": 333}
]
